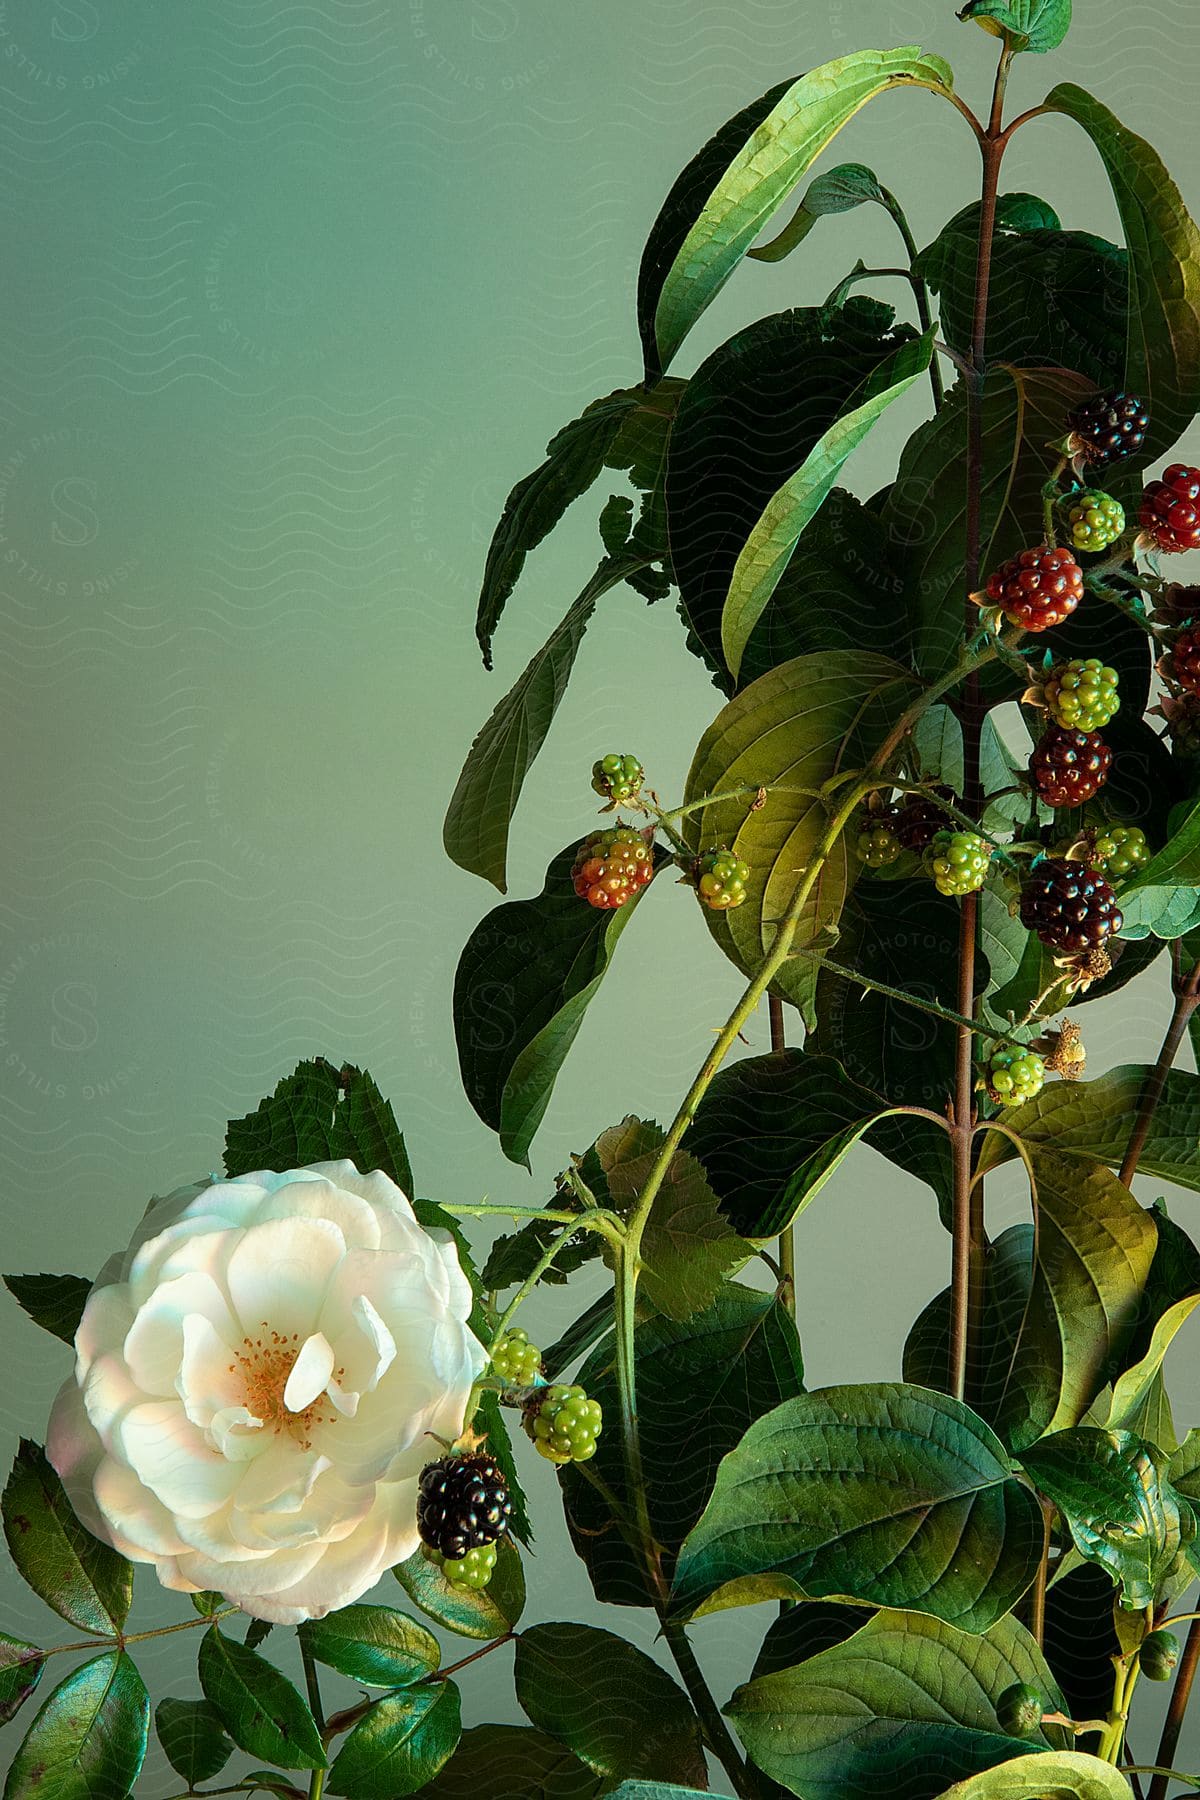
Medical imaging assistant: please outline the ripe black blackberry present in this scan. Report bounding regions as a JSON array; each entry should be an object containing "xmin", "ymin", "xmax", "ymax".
[
  {"xmin": 1019, "ymin": 859, "xmax": 1123, "ymax": 954},
  {"xmin": 417, "ymin": 1451, "xmax": 512, "ymax": 1562},
  {"xmin": 1067, "ymin": 391, "xmax": 1149, "ymax": 466},
  {"xmin": 1029, "ymin": 725, "xmax": 1112, "ymax": 808}
]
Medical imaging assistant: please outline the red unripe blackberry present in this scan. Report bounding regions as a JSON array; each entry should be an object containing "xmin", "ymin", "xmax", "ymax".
[
  {"xmin": 1020, "ymin": 859, "xmax": 1123, "ymax": 953},
  {"xmin": 571, "ymin": 826, "xmax": 653, "ymax": 910},
  {"xmin": 1163, "ymin": 624, "xmax": 1200, "ymax": 695},
  {"xmin": 1140, "ymin": 465, "xmax": 1200, "ymax": 554},
  {"xmin": 1066, "ymin": 391, "xmax": 1149, "ymax": 467},
  {"xmin": 1029, "ymin": 725, "xmax": 1112, "ymax": 808},
  {"xmin": 417, "ymin": 1452, "xmax": 512, "ymax": 1563},
  {"xmin": 894, "ymin": 787, "xmax": 954, "ymax": 852},
  {"xmin": 985, "ymin": 545, "xmax": 1084, "ymax": 632}
]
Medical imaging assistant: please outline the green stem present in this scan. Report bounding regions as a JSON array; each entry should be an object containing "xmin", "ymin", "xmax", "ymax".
[
  {"xmin": 1099, "ymin": 1658, "xmax": 1141, "ymax": 1766},
  {"xmin": 801, "ymin": 952, "xmax": 1021, "ymax": 1051},
  {"xmin": 300, "ymin": 1636, "xmax": 327, "ymax": 1800},
  {"xmin": 39, "ymin": 1605, "xmax": 242, "ymax": 1661},
  {"xmin": 661, "ymin": 1617, "xmax": 755, "ymax": 1800},
  {"xmin": 436, "ymin": 1202, "xmax": 622, "ymax": 1239},
  {"xmin": 769, "ymin": 994, "xmax": 796, "ymax": 1319},
  {"xmin": 880, "ymin": 186, "xmax": 944, "ymax": 410}
]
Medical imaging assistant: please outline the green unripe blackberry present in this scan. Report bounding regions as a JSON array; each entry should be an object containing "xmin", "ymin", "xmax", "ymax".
[
  {"xmin": 490, "ymin": 1328, "xmax": 542, "ymax": 1386},
  {"xmin": 425, "ymin": 1541, "xmax": 497, "ymax": 1591},
  {"xmin": 856, "ymin": 823, "xmax": 902, "ymax": 868},
  {"xmin": 996, "ymin": 1682, "xmax": 1044, "ymax": 1737},
  {"xmin": 1091, "ymin": 825, "xmax": 1150, "ymax": 879},
  {"xmin": 591, "ymin": 753, "xmax": 644, "ymax": 805},
  {"xmin": 696, "ymin": 846, "xmax": 750, "ymax": 911},
  {"xmin": 987, "ymin": 1047, "xmax": 1045, "ymax": 1107},
  {"xmin": 1043, "ymin": 658, "xmax": 1120, "ymax": 733},
  {"xmin": 925, "ymin": 830, "xmax": 991, "ymax": 897},
  {"xmin": 525, "ymin": 1384, "xmax": 603, "ymax": 1465},
  {"xmin": 1064, "ymin": 490, "xmax": 1125, "ymax": 553},
  {"xmin": 1140, "ymin": 1629, "xmax": 1181, "ymax": 1682}
]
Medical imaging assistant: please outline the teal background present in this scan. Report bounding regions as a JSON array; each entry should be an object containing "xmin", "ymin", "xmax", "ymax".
[{"xmin": 3, "ymin": 0, "xmax": 1200, "ymax": 1788}]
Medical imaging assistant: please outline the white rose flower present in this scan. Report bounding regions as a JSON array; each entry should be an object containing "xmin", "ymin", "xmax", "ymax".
[{"xmin": 46, "ymin": 1161, "xmax": 487, "ymax": 1624}]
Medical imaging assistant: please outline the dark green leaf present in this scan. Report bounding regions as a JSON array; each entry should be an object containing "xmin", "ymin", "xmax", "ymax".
[
  {"xmin": 1042, "ymin": 1561, "xmax": 1122, "ymax": 1732},
  {"xmin": 646, "ymin": 49, "xmax": 954, "ymax": 374},
  {"xmin": 155, "ymin": 1697, "xmax": 233, "ymax": 1785},
  {"xmin": 2, "ymin": 1441, "xmax": 132, "ymax": 1636},
  {"xmin": 751, "ymin": 1601, "xmax": 867, "ymax": 1679},
  {"xmin": 608, "ymin": 1788, "xmax": 711, "ymax": 1800},
  {"xmin": 560, "ymin": 1283, "xmax": 805, "ymax": 1608},
  {"xmin": 298, "ymin": 1605, "xmax": 439, "ymax": 1689},
  {"xmin": 328, "ymin": 1682, "xmax": 461, "ymax": 1799},
  {"xmin": 243, "ymin": 1617, "xmax": 273, "ymax": 1650},
  {"xmin": 748, "ymin": 162, "xmax": 888, "ymax": 262},
  {"xmin": 454, "ymin": 840, "xmax": 661, "ymax": 1165},
  {"xmin": 0, "ymin": 1637, "xmax": 43, "ymax": 1729},
  {"xmin": 474, "ymin": 1390, "xmax": 532, "ymax": 1545},
  {"xmin": 4, "ymin": 1652, "xmax": 149, "ymax": 1800},
  {"xmin": 957, "ymin": 0, "xmax": 1072, "ymax": 52},
  {"xmin": 979, "ymin": 1069, "xmax": 1200, "ymax": 1192},
  {"xmin": 224, "ymin": 1057, "xmax": 413, "ymax": 1196},
  {"xmin": 726, "ymin": 1608, "xmax": 1067, "ymax": 1800},
  {"xmin": 393, "ymin": 1535, "xmax": 524, "ymax": 1640},
  {"xmin": 2, "ymin": 1276, "xmax": 90, "ymax": 1347},
  {"xmin": 541, "ymin": 1290, "xmax": 616, "ymax": 1382},
  {"xmin": 934, "ymin": 1755, "xmax": 1135, "ymax": 1800},
  {"xmin": 419, "ymin": 1725, "xmax": 605, "ymax": 1798},
  {"xmin": 480, "ymin": 1216, "xmax": 599, "ymax": 1292},
  {"xmin": 905, "ymin": 1224, "xmax": 1035, "ymax": 1404},
  {"xmin": 189, "ymin": 1589, "xmax": 225, "ymax": 1617},
  {"xmin": 671, "ymin": 1383, "xmax": 1043, "ymax": 1631},
  {"xmin": 198, "ymin": 1627, "xmax": 325, "ymax": 1772},
  {"xmin": 514, "ymin": 1623, "xmax": 706, "ymax": 1787}
]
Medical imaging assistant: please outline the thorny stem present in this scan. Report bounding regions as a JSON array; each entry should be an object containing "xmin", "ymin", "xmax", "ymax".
[
  {"xmin": 662, "ymin": 1616, "xmax": 756, "ymax": 1799},
  {"xmin": 799, "ymin": 952, "xmax": 1023, "ymax": 1050},
  {"xmin": 38, "ymin": 1605, "xmax": 241, "ymax": 1661}
]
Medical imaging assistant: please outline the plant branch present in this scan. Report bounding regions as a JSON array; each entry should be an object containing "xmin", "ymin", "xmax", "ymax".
[
  {"xmin": 300, "ymin": 1636, "xmax": 327, "ymax": 1800},
  {"xmin": 769, "ymin": 994, "xmax": 796, "ymax": 1317},
  {"xmin": 661, "ymin": 1616, "xmax": 755, "ymax": 1798},
  {"xmin": 1149, "ymin": 1617, "xmax": 1200, "ymax": 1800},
  {"xmin": 1119, "ymin": 958, "xmax": 1200, "ymax": 1188},
  {"xmin": 39, "ymin": 1605, "xmax": 242, "ymax": 1661},
  {"xmin": 797, "ymin": 950, "xmax": 1020, "ymax": 1051}
]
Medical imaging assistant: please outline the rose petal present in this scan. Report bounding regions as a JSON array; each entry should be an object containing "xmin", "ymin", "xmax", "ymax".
[
  {"xmin": 283, "ymin": 1333, "xmax": 336, "ymax": 1414},
  {"xmin": 114, "ymin": 1402, "xmax": 242, "ymax": 1519},
  {"xmin": 225, "ymin": 1216, "xmax": 346, "ymax": 1340}
]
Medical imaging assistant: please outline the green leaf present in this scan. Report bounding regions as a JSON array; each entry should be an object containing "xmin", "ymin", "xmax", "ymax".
[
  {"xmin": 0, "ymin": 1637, "xmax": 43, "ymax": 1729},
  {"xmin": 686, "ymin": 1047, "xmax": 952, "ymax": 1238},
  {"xmin": 454, "ymin": 842, "xmax": 661, "ymax": 1166},
  {"xmin": 1043, "ymin": 85, "xmax": 1200, "ymax": 460},
  {"xmin": 905, "ymin": 1223, "xmax": 1034, "ymax": 1405},
  {"xmin": 328, "ymin": 1682, "xmax": 461, "ymax": 1800},
  {"xmin": 591, "ymin": 1117, "xmax": 746, "ymax": 1320},
  {"xmin": 2, "ymin": 1276, "xmax": 90, "ymax": 1347},
  {"xmin": 666, "ymin": 300, "xmax": 925, "ymax": 680},
  {"xmin": 224, "ymin": 1057, "xmax": 414, "ymax": 1196},
  {"xmin": 155, "ymin": 1697, "xmax": 233, "ymax": 1786},
  {"xmin": 4, "ymin": 1652, "xmax": 149, "ymax": 1800},
  {"xmin": 957, "ymin": 0, "xmax": 1071, "ymax": 53},
  {"xmin": 1042, "ymin": 1562, "xmax": 1122, "ymax": 1732},
  {"xmin": 721, "ymin": 326, "xmax": 935, "ymax": 677},
  {"xmin": 726, "ymin": 1608, "xmax": 1067, "ymax": 1800},
  {"xmin": 751, "ymin": 1601, "xmax": 868, "ymax": 1679},
  {"xmin": 394, "ymin": 1535, "xmax": 525, "ymax": 1640},
  {"xmin": 1104, "ymin": 1294, "xmax": 1200, "ymax": 1446},
  {"xmin": 1021, "ymin": 1428, "xmax": 1194, "ymax": 1608},
  {"xmin": 473, "ymin": 1389, "xmax": 532, "ymax": 1546},
  {"xmin": 933, "ymin": 1752, "xmax": 1134, "ymax": 1799},
  {"xmin": 648, "ymin": 47, "xmax": 954, "ymax": 372},
  {"xmin": 979, "ymin": 1069, "xmax": 1200, "ymax": 1192},
  {"xmin": 606, "ymin": 1787, "xmax": 711, "ymax": 1800},
  {"xmin": 514, "ymin": 1623, "xmax": 706, "ymax": 1788},
  {"xmin": 682, "ymin": 649, "xmax": 918, "ymax": 1018},
  {"xmin": 1114, "ymin": 798, "xmax": 1200, "ymax": 938},
  {"xmin": 748, "ymin": 162, "xmax": 888, "ymax": 262},
  {"xmin": 298, "ymin": 1605, "xmax": 440, "ymax": 1689},
  {"xmin": 480, "ymin": 1216, "xmax": 599, "ymax": 1292},
  {"xmin": 2, "ymin": 1441, "xmax": 132, "ymax": 1636},
  {"xmin": 559, "ymin": 1282, "xmax": 805, "ymax": 1607},
  {"xmin": 474, "ymin": 390, "xmax": 640, "ymax": 665},
  {"xmin": 671, "ymin": 1383, "xmax": 1043, "ymax": 1631},
  {"xmin": 419, "ymin": 1725, "xmax": 606, "ymax": 1798},
  {"xmin": 198, "ymin": 1626, "xmax": 325, "ymax": 1772}
]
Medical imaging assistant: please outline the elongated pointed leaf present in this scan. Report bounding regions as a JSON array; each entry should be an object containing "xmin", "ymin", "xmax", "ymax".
[
  {"xmin": 649, "ymin": 47, "xmax": 954, "ymax": 372},
  {"xmin": 224, "ymin": 1057, "xmax": 413, "ymax": 1196},
  {"xmin": 454, "ymin": 841, "xmax": 661, "ymax": 1165},
  {"xmin": 0, "ymin": 1636, "xmax": 43, "ymax": 1729},
  {"xmin": 722, "ymin": 328, "xmax": 934, "ymax": 677},
  {"xmin": 726, "ymin": 1609, "xmax": 1067, "ymax": 1800},
  {"xmin": 671, "ymin": 1383, "xmax": 1043, "ymax": 1631},
  {"xmin": 420, "ymin": 1726, "xmax": 605, "ymax": 1799},
  {"xmin": 2, "ymin": 1441, "xmax": 132, "ymax": 1636},
  {"xmin": 299, "ymin": 1605, "xmax": 440, "ymax": 1689},
  {"xmin": 1042, "ymin": 85, "xmax": 1200, "ymax": 459},
  {"xmin": 5, "ymin": 1652, "xmax": 149, "ymax": 1800},
  {"xmin": 1105, "ymin": 1294, "xmax": 1200, "ymax": 1441},
  {"xmin": 934, "ymin": 1752, "xmax": 1133, "ymax": 1800},
  {"xmin": 328, "ymin": 1682, "xmax": 461, "ymax": 1800},
  {"xmin": 198, "ymin": 1627, "xmax": 325, "ymax": 1772},
  {"xmin": 958, "ymin": 0, "xmax": 1072, "ymax": 53},
  {"xmin": 748, "ymin": 162, "xmax": 887, "ymax": 262},
  {"xmin": 3, "ymin": 1274, "xmax": 90, "ymax": 1347},
  {"xmin": 978, "ymin": 1068, "xmax": 1200, "ymax": 1191},
  {"xmin": 156, "ymin": 1697, "xmax": 234, "ymax": 1786}
]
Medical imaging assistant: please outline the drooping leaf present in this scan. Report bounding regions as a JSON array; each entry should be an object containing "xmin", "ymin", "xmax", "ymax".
[
  {"xmin": 4, "ymin": 1652, "xmax": 148, "ymax": 1800},
  {"xmin": 328, "ymin": 1682, "xmax": 461, "ymax": 1800},
  {"xmin": 454, "ymin": 841, "xmax": 661, "ymax": 1166},
  {"xmin": 933, "ymin": 1752, "xmax": 1134, "ymax": 1800},
  {"xmin": 298, "ymin": 1605, "xmax": 440, "ymax": 1689},
  {"xmin": 726, "ymin": 1608, "xmax": 1067, "ymax": 1800},
  {"xmin": 686, "ymin": 1047, "xmax": 952, "ymax": 1238},
  {"xmin": 646, "ymin": 48, "xmax": 954, "ymax": 373},
  {"xmin": 514, "ymin": 1623, "xmax": 706, "ymax": 1789},
  {"xmin": 0, "ymin": 1637, "xmax": 43, "ymax": 1729},
  {"xmin": 394, "ymin": 1535, "xmax": 525, "ymax": 1640},
  {"xmin": 155, "ymin": 1697, "xmax": 234, "ymax": 1786},
  {"xmin": 198, "ymin": 1626, "xmax": 325, "ymax": 1771},
  {"xmin": 666, "ymin": 300, "xmax": 924, "ymax": 678},
  {"xmin": 2, "ymin": 1275, "xmax": 90, "ymax": 1347},
  {"xmin": 1104, "ymin": 1295, "xmax": 1200, "ymax": 1447},
  {"xmin": 721, "ymin": 326, "xmax": 935, "ymax": 678},
  {"xmin": 682, "ymin": 649, "xmax": 919, "ymax": 1020},
  {"xmin": 671, "ymin": 1383, "xmax": 1043, "ymax": 1631},
  {"xmin": 1020, "ymin": 1428, "xmax": 1193, "ymax": 1609},
  {"xmin": 445, "ymin": 554, "xmax": 650, "ymax": 892},
  {"xmin": 957, "ymin": 0, "xmax": 1072, "ymax": 53},
  {"xmin": 2, "ymin": 1441, "xmax": 133, "ymax": 1636},
  {"xmin": 979, "ymin": 1068, "xmax": 1200, "ymax": 1192},
  {"xmin": 224, "ymin": 1057, "xmax": 413, "ymax": 1196},
  {"xmin": 419, "ymin": 1725, "xmax": 605, "ymax": 1799},
  {"xmin": 748, "ymin": 162, "xmax": 888, "ymax": 263},
  {"xmin": 1042, "ymin": 84, "xmax": 1200, "ymax": 460},
  {"xmin": 559, "ymin": 1283, "xmax": 805, "ymax": 1607}
]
